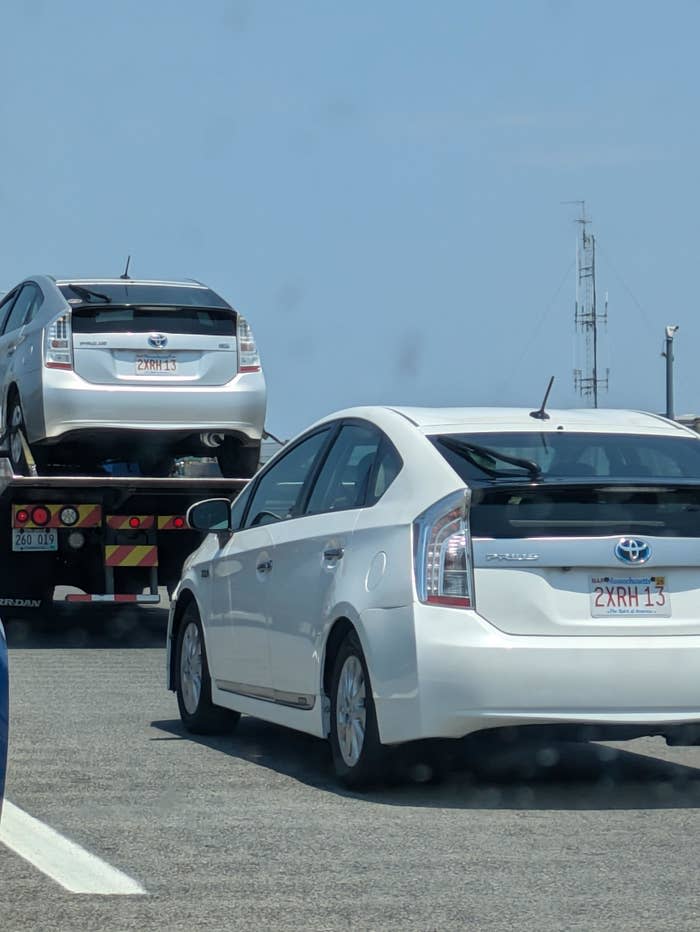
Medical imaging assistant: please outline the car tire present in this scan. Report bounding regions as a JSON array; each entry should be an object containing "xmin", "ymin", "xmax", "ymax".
[
  {"xmin": 175, "ymin": 603, "xmax": 240, "ymax": 735},
  {"xmin": 329, "ymin": 629, "xmax": 386, "ymax": 788},
  {"xmin": 217, "ymin": 439, "xmax": 260, "ymax": 479},
  {"xmin": 6, "ymin": 397, "xmax": 31, "ymax": 475}
]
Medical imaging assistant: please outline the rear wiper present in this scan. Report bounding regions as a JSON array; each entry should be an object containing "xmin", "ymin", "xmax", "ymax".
[
  {"xmin": 66, "ymin": 283, "xmax": 111, "ymax": 303},
  {"xmin": 438, "ymin": 437, "xmax": 541, "ymax": 478}
]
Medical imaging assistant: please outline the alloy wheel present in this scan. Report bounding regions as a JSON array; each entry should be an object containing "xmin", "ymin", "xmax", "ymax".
[
  {"xmin": 180, "ymin": 621, "xmax": 203, "ymax": 715},
  {"xmin": 336, "ymin": 654, "xmax": 367, "ymax": 767}
]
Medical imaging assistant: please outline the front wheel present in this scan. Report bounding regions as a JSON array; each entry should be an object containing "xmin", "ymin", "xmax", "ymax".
[
  {"xmin": 329, "ymin": 630, "xmax": 386, "ymax": 788},
  {"xmin": 175, "ymin": 603, "xmax": 240, "ymax": 735},
  {"xmin": 6, "ymin": 398, "xmax": 31, "ymax": 475}
]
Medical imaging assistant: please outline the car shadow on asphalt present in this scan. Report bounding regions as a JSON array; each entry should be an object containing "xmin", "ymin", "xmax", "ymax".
[
  {"xmin": 151, "ymin": 716, "xmax": 700, "ymax": 810},
  {"xmin": 3, "ymin": 603, "xmax": 169, "ymax": 649}
]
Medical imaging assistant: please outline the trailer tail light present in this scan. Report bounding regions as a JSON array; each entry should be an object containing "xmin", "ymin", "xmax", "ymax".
[
  {"xmin": 413, "ymin": 489, "xmax": 474, "ymax": 609},
  {"xmin": 44, "ymin": 311, "xmax": 74, "ymax": 370},
  {"xmin": 59, "ymin": 507, "xmax": 79, "ymax": 526},
  {"xmin": 129, "ymin": 516, "xmax": 141, "ymax": 528},
  {"xmin": 31, "ymin": 506, "xmax": 50, "ymax": 527},
  {"xmin": 15, "ymin": 509, "xmax": 29, "ymax": 525},
  {"xmin": 236, "ymin": 314, "xmax": 261, "ymax": 373}
]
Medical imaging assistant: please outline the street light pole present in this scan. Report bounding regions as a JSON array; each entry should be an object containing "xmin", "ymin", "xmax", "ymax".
[{"xmin": 664, "ymin": 325, "xmax": 679, "ymax": 420}]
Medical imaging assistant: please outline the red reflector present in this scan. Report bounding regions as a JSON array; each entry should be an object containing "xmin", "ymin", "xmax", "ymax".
[
  {"xmin": 128, "ymin": 516, "xmax": 141, "ymax": 528},
  {"xmin": 173, "ymin": 516, "xmax": 185, "ymax": 528},
  {"xmin": 426, "ymin": 595, "xmax": 471, "ymax": 608},
  {"xmin": 239, "ymin": 365, "xmax": 261, "ymax": 373},
  {"xmin": 31, "ymin": 506, "xmax": 50, "ymax": 526},
  {"xmin": 16, "ymin": 509, "xmax": 29, "ymax": 524}
]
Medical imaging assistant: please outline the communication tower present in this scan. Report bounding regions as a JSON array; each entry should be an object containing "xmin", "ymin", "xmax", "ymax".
[{"xmin": 569, "ymin": 202, "xmax": 608, "ymax": 406}]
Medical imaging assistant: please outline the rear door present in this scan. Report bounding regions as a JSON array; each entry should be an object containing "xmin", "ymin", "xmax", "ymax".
[{"xmin": 71, "ymin": 305, "xmax": 238, "ymax": 387}]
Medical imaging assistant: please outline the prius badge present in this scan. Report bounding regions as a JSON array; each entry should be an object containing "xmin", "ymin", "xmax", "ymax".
[
  {"xmin": 615, "ymin": 538, "xmax": 651, "ymax": 565},
  {"xmin": 148, "ymin": 332, "xmax": 168, "ymax": 349},
  {"xmin": 486, "ymin": 553, "xmax": 540, "ymax": 562}
]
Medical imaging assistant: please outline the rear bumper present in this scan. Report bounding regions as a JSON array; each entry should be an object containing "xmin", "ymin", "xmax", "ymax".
[
  {"xmin": 37, "ymin": 368, "xmax": 267, "ymax": 445},
  {"xmin": 366, "ymin": 603, "xmax": 700, "ymax": 745}
]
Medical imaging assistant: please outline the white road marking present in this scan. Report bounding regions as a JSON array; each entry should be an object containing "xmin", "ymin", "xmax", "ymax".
[{"xmin": 0, "ymin": 800, "xmax": 146, "ymax": 895}]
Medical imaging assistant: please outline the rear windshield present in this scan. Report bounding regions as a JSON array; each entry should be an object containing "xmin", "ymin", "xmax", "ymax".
[
  {"xmin": 430, "ymin": 431, "xmax": 700, "ymax": 538},
  {"xmin": 59, "ymin": 283, "xmax": 231, "ymax": 308},
  {"xmin": 431, "ymin": 431, "xmax": 700, "ymax": 481},
  {"xmin": 71, "ymin": 306, "xmax": 236, "ymax": 336}
]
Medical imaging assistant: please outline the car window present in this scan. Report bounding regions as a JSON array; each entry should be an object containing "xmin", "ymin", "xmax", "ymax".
[
  {"xmin": 2, "ymin": 285, "xmax": 40, "ymax": 334},
  {"xmin": 432, "ymin": 432, "xmax": 700, "ymax": 480},
  {"xmin": 0, "ymin": 290, "xmax": 18, "ymax": 332},
  {"xmin": 366, "ymin": 439, "xmax": 403, "ymax": 505},
  {"xmin": 243, "ymin": 429, "xmax": 331, "ymax": 528},
  {"xmin": 230, "ymin": 482, "xmax": 253, "ymax": 531},
  {"xmin": 305, "ymin": 423, "xmax": 380, "ymax": 515}
]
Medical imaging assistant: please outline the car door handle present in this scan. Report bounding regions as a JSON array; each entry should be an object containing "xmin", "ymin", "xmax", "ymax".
[
  {"xmin": 256, "ymin": 559, "xmax": 273, "ymax": 573},
  {"xmin": 323, "ymin": 547, "xmax": 344, "ymax": 561}
]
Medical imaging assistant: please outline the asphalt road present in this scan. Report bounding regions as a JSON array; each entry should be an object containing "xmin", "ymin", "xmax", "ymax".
[{"xmin": 3, "ymin": 604, "xmax": 700, "ymax": 931}]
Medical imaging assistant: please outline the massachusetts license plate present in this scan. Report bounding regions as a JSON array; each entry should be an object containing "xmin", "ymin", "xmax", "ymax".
[
  {"xmin": 12, "ymin": 529, "xmax": 58, "ymax": 552},
  {"xmin": 590, "ymin": 575, "xmax": 670, "ymax": 617},
  {"xmin": 135, "ymin": 355, "xmax": 177, "ymax": 374}
]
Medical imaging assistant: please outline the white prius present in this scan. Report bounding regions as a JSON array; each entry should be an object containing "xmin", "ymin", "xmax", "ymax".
[{"xmin": 167, "ymin": 405, "xmax": 700, "ymax": 785}]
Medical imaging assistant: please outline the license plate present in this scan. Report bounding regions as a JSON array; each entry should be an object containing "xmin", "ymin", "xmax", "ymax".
[
  {"xmin": 135, "ymin": 355, "xmax": 177, "ymax": 374},
  {"xmin": 590, "ymin": 575, "xmax": 670, "ymax": 617},
  {"xmin": 12, "ymin": 529, "xmax": 58, "ymax": 551}
]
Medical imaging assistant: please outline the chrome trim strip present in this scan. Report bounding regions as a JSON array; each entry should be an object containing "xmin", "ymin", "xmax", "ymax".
[{"xmin": 215, "ymin": 679, "xmax": 315, "ymax": 710}]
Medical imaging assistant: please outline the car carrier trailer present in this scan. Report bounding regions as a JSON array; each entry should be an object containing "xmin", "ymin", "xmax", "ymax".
[{"xmin": 0, "ymin": 457, "xmax": 245, "ymax": 616}]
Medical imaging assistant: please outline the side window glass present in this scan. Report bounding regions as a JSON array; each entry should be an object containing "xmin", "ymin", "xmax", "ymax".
[
  {"xmin": 306, "ymin": 423, "xmax": 380, "ymax": 515},
  {"xmin": 243, "ymin": 429, "xmax": 331, "ymax": 529},
  {"xmin": 230, "ymin": 483, "xmax": 253, "ymax": 531},
  {"xmin": 0, "ymin": 291, "xmax": 18, "ymax": 333},
  {"xmin": 23, "ymin": 286, "xmax": 43, "ymax": 325},
  {"xmin": 3, "ymin": 286, "xmax": 38, "ymax": 334},
  {"xmin": 367, "ymin": 440, "xmax": 402, "ymax": 505}
]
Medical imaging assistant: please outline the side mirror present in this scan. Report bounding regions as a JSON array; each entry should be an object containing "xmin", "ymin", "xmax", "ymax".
[{"xmin": 186, "ymin": 498, "xmax": 232, "ymax": 532}]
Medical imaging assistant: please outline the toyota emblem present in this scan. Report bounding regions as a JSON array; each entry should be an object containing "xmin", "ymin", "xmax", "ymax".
[
  {"xmin": 148, "ymin": 332, "xmax": 168, "ymax": 349},
  {"xmin": 614, "ymin": 538, "xmax": 651, "ymax": 565}
]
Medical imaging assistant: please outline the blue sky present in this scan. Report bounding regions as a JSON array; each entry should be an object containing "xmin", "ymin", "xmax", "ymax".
[{"xmin": 1, "ymin": 0, "xmax": 699, "ymax": 436}]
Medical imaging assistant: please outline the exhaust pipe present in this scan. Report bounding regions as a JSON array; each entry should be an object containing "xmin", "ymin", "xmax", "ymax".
[{"xmin": 200, "ymin": 432, "xmax": 224, "ymax": 449}]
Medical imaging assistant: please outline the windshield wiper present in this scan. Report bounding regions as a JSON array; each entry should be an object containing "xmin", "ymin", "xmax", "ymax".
[
  {"xmin": 66, "ymin": 284, "xmax": 111, "ymax": 303},
  {"xmin": 438, "ymin": 437, "xmax": 541, "ymax": 478}
]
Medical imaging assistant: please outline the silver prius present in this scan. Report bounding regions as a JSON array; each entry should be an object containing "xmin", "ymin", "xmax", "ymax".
[{"xmin": 0, "ymin": 277, "xmax": 266, "ymax": 476}]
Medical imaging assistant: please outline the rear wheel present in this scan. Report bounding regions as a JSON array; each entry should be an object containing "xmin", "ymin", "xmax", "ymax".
[
  {"xmin": 175, "ymin": 603, "xmax": 240, "ymax": 734},
  {"xmin": 6, "ymin": 397, "xmax": 31, "ymax": 475},
  {"xmin": 329, "ymin": 630, "xmax": 386, "ymax": 787},
  {"xmin": 216, "ymin": 439, "xmax": 260, "ymax": 478}
]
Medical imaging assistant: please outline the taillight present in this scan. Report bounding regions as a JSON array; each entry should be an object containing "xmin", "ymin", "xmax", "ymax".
[
  {"xmin": 31, "ymin": 506, "xmax": 50, "ymax": 527},
  {"xmin": 44, "ymin": 311, "xmax": 73, "ymax": 370},
  {"xmin": 236, "ymin": 314, "xmax": 261, "ymax": 373},
  {"xmin": 413, "ymin": 489, "xmax": 474, "ymax": 609}
]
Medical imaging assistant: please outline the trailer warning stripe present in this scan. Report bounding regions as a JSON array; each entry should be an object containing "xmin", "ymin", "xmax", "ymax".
[
  {"xmin": 13, "ymin": 504, "xmax": 102, "ymax": 529},
  {"xmin": 104, "ymin": 545, "xmax": 158, "ymax": 567},
  {"xmin": 106, "ymin": 515, "xmax": 155, "ymax": 530},
  {"xmin": 157, "ymin": 515, "xmax": 187, "ymax": 530}
]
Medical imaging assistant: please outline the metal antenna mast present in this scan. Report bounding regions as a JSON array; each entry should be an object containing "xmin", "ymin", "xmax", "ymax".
[{"xmin": 566, "ymin": 201, "xmax": 608, "ymax": 407}]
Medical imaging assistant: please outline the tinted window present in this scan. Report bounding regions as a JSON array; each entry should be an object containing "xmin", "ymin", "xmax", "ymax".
[
  {"xmin": 0, "ymin": 291, "xmax": 18, "ymax": 332},
  {"xmin": 367, "ymin": 440, "xmax": 403, "ymax": 505},
  {"xmin": 71, "ymin": 306, "xmax": 235, "ymax": 336},
  {"xmin": 3, "ymin": 285, "xmax": 40, "ymax": 334},
  {"xmin": 306, "ymin": 423, "xmax": 380, "ymax": 514},
  {"xmin": 243, "ymin": 429, "xmax": 331, "ymax": 528},
  {"xmin": 58, "ymin": 283, "xmax": 230, "ymax": 308},
  {"xmin": 432, "ymin": 432, "xmax": 700, "ymax": 481},
  {"xmin": 470, "ymin": 486, "xmax": 700, "ymax": 539}
]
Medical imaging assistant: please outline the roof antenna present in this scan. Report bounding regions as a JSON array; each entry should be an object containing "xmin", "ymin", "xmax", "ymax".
[
  {"xmin": 529, "ymin": 375, "xmax": 555, "ymax": 420},
  {"xmin": 120, "ymin": 255, "xmax": 131, "ymax": 280}
]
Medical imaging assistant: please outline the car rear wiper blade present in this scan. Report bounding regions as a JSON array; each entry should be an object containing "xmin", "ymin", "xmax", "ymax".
[
  {"xmin": 438, "ymin": 437, "xmax": 541, "ymax": 478},
  {"xmin": 66, "ymin": 283, "xmax": 111, "ymax": 303}
]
